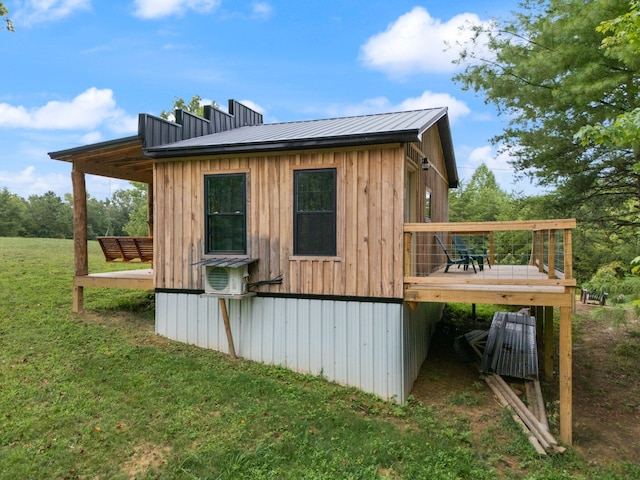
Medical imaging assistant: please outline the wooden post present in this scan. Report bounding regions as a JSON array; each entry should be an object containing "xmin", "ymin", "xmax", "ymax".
[
  {"xmin": 559, "ymin": 304, "xmax": 572, "ymax": 445},
  {"xmin": 544, "ymin": 306, "xmax": 554, "ymax": 381},
  {"xmin": 403, "ymin": 231, "xmax": 412, "ymax": 279},
  {"xmin": 147, "ymin": 182, "xmax": 154, "ymax": 236},
  {"xmin": 218, "ymin": 298, "xmax": 237, "ymax": 359},
  {"xmin": 548, "ymin": 231, "xmax": 556, "ymax": 279},
  {"xmin": 71, "ymin": 166, "xmax": 88, "ymax": 313}
]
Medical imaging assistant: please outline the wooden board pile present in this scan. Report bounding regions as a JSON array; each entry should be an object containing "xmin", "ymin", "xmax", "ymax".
[{"xmin": 457, "ymin": 313, "xmax": 565, "ymax": 455}]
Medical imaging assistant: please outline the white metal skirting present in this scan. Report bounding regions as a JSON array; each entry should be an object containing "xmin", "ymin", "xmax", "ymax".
[{"xmin": 155, "ymin": 293, "xmax": 441, "ymax": 402}]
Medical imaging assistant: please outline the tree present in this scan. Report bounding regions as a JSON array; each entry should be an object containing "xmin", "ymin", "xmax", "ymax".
[
  {"xmin": 160, "ymin": 95, "xmax": 219, "ymax": 120},
  {"xmin": 454, "ymin": 0, "xmax": 640, "ymax": 230},
  {"xmin": 26, "ymin": 192, "xmax": 73, "ymax": 239},
  {"xmin": 449, "ymin": 164, "xmax": 512, "ymax": 222},
  {"xmin": 0, "ymin": 188, "xmax": 27, "ymax": 236},
  {"xmin": 577, "ymin": 1, "xmax": 640, "ymax": 155},
  {"xmin": 0, "ymin": 1, "xmax": 14, "ymax": 32}
]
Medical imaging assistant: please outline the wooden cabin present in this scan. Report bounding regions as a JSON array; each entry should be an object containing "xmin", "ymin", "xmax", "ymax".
[{"xmin": 49, "ymin": 100, "xmax": 576, "ymax": 444}]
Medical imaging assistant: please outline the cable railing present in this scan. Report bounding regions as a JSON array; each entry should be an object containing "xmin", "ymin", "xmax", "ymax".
[{"xmin": 403, "ymin": 219, "xmax": 576, "ymax": 287}]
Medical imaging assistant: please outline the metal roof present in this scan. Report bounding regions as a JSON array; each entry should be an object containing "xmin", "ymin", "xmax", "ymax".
[{"xmin": 144, "ymin": 108, "xmax": 448, "ymax": 158}]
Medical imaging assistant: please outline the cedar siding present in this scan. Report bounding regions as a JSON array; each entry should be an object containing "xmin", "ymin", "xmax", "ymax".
[{"xmin": 154, "ymin": 139, "xmax": 446, "ymax": 298}]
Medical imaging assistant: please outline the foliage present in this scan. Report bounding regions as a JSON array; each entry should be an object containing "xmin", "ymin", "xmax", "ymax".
[
  {"xmin": 454, "ymin": 0, "xmax": 640, "ymax": 232},
  {"xmin": 577, "ymin": 1, "xmax": 640, "ymax": 152},
  {"xmin": 160, "ymin": 94, "xmax": 220, "ymax": 120},
  {"xmin": 449, "ymin": 164, "xmax": 512, "ymax": 222},
  {"xmin": 0, "ymin": 0, "xmax": 13, "ymax": 32},
  {"xmin": 0, "ymin": 187, "xmax": 27, "ymax": 236}
]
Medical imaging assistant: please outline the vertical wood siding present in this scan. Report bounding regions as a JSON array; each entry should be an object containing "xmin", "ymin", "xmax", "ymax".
[
  {"xmin": 154, "ymin": 145, "xmax": 407, "ymax": 297},
  {"xmin": 153, "ymin": 127, "xmax": 451, "ymax": 296},
  {"xmin": 156, "ymin": 293, "xmax": 407, "ymax": 401}
]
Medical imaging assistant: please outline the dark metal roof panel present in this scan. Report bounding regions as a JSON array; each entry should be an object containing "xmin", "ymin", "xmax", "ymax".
[
  {"xmin": 194, "ymin": 257, "xmax": 259, "ymax": 268},
  {"xmin": 145, "ymin": 108, "xmax": 448, "ymax": 157}
]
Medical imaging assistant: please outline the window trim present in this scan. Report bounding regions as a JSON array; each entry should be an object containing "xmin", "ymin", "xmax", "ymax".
[
  {"xmin": 293, "ymin": 167, "xmax": 337, "ymax": 256},
  {"xmin": 204, "ymin": 172, "xmax": 247, "ymax": 255}
]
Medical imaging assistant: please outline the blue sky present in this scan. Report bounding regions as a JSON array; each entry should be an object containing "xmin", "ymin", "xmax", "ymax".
[{"xmin": 1, "ymin": 0, "xmax": 532, "ymax": 200}]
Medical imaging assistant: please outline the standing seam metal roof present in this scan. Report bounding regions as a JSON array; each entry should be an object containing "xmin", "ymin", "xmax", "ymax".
[{"xmin": 144, "ymin": 108, "xmax": 448, "ymax": 156}]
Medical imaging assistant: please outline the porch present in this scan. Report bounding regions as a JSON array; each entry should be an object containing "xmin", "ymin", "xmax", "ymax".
[{"xmin": 403, "ymin": 219, "xmax": 576, "ymax": 445}]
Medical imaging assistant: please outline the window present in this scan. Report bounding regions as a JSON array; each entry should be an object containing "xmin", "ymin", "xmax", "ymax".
[
  {"xmin": 425, "ymin": 189, "xmax": 432, "ymax": 221},
  {"xmin": 205, "ymin": 173, "xmax": 246, "ymax": 254},
  {"xmin": 294, "ymin": 168, "xmax": 336, "ymax": 256}
]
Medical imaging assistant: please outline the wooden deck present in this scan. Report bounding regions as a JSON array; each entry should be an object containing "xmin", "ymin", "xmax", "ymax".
[
  {"xmin": 74, "ymin": 269, "xmax": 154, "ymax": 290},
  {"xmin": 405, "ymin": 265, "xmax": 574, "ymax": 307}
]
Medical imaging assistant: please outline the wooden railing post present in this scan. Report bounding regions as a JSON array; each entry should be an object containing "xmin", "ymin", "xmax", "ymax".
[
  {"xmin": 548, "ymin": 230, "xmax": 556, "ymax": 279},
  {"xmin": 403, "ymin": 231, "xmax": 413, "ymax": 279},
  {"xmin": 564, "ymin": 228, "xmax": 573, "ymax": 280}
]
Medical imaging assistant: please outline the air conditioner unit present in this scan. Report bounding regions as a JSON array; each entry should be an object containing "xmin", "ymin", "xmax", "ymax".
[{"xmin": 203, "ymin": 265, "xmax": 248, "ymax": 296}]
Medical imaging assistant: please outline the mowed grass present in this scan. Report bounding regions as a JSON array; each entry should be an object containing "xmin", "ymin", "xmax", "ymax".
[{"xmin": 0, "ymin": 237, "xmax": 636, "ymax": 479}]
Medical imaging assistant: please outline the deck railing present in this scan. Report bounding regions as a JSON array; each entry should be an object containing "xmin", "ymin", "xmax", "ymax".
[{"xmin": 403, "ymin": 219, "xmax": 576, "ymax": 287}]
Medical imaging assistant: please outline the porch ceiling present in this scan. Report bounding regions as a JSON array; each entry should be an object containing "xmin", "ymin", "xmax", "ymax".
[{"xmin": 48, "ymin": 136, "xmax": 153, "ymax": 184}]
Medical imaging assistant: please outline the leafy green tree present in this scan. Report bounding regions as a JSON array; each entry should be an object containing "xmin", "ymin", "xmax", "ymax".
[
  {"xmin": 454, "ymin": 0, "xmax": 640, "ymax": 229},
  {"xmin": 26, "ymin": 192, "xmax": 73, "ymax": 239},
  {"xmin": 0, "ymin": 188, "xmax": 27, "ymax": 236},
  {"xmin": 160, "ymin": 95, "xmax": 219, "ymax": 120},
  {"xmin": 123, "ymin": 183, "xmax": 150, "ymax": 236},
  {"xmin": 449, "ymin": 164, "xmax": 512, "ymax": 222},
  {"xmin": 0, "ymin": 1, "xmax": 14, "ymax": 32},
  {"xmin": 577, "ymin": 1, "xmax": 640, "ymax": 156}
]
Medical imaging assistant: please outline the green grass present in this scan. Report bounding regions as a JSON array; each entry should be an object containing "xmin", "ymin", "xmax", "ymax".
[{"xmin": 0, "ymin": 237, "xmax": 637, "ymax": 479}]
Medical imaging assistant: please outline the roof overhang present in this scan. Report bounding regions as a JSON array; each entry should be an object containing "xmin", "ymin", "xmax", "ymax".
[
  {"xmin": 144, "ymin": 130, "xmax": 421, "ymax": 159},
  {"xmin": 48, "ymin": 136, "xmax": 153, "ymax": 184}
]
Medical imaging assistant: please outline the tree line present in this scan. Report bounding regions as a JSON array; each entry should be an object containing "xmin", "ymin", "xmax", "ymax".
[{"xmin": 0, "ymin": 183, "xmax": 149, "ymax": 240}]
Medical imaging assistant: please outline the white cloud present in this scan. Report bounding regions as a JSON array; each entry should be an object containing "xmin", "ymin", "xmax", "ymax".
[
  {"xmin": 0, "ymin": 88, "xmax": 137, "ymax": 134},
  {"xmin": 238, "ymin": 99, "xmax": 265, "ymax": 115},
  {"xmin": 359, "ymin": 6, "xmax": 488, "ymax": 77},
  {"xmin": 14, "ymin": 0, "xmax": 91, "ymax": 25},
  {"xmin": 0, "ymin": 166, "xmax": 69, "ymax": 198},
  {"xmin": 251, "ymin": 2, "xmax": 272, "ymax": 20},
  {"xmin": 133, "ymin": 0, "xmax": 221, "ymax": 19},
  {"xmin": 318, "ymin": 91, "xmax": 470, "ymax": 124}
]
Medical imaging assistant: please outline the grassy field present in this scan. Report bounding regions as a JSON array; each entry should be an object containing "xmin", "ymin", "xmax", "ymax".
[{"xmin": 0, "ymin": 237, "xmax": 638, "ymax": 479}]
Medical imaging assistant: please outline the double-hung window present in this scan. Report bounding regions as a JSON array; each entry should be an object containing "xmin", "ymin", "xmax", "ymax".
[
  {"xmin": 205, "ymin": 173, "xmax": 246, "ymax": 254},
  {"xmin": 294, "ymin": 168, "xmax": 336, "ymax": 256}
]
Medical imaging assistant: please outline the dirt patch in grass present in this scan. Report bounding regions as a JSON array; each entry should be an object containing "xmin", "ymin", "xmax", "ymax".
[
  {"xmin": 411, "ymin": 304, "xmax": 640, "ymax": 467},
  {"xmin": 122, "ymin": 443, "xmax": 171, "ymax": 479}
]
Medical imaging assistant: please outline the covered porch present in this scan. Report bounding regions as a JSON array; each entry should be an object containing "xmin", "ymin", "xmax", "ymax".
[{"xmin": 403, "ymin": 219, "xmax": 576, "ymax": 445}]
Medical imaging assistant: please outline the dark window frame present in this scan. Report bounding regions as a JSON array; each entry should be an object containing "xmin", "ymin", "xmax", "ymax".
[
  {"xmin": 204, "ymin": 173, "xmax": 247, "ymax": 255},
  {"xmin": 293, "ymin": 168, "xmax": 337, "ymax": 256}
]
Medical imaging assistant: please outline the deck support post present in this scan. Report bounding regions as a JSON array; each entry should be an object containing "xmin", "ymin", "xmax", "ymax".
[
  {"xmin": 559, "ymin": 304, "xmax": 572, "ymax": 445},
  {"xmin": 543, "ymin": 306, "xmax": 554, "ymax": 381},
  {"xmin": 72, "ymin": 165, "xmax": 88, "ymax": 313}
]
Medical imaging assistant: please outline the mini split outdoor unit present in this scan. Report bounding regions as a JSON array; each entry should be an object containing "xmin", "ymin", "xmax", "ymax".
[{"xmin": 203, "ymin": 265, "xmax": 248, "ymax": 296}]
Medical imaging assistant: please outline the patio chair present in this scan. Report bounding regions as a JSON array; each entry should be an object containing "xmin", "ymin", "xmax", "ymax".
[
  {"xmin": 452, "ymin": 235, "xmax": 491, "ymax": 272},
  {"xmin": 434, "ymin": 235, "xmax": 476, "ymax": 273}
]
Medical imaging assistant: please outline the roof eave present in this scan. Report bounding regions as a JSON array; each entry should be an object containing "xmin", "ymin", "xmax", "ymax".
[
  {"xmin": 48, "ymin": 135, "xmax": 140, "ymax": 161},
  {"xmin": 144, "ymin": 131, "xmax": 421, "ymax": 159}
]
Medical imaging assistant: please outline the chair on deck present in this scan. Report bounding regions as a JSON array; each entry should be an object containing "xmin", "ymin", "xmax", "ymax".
[
  {"xmin": 434, "ymin": 235, "xmax": 476, "ymax": 273},
  {"xmin": 452, "ymin": 235, "xmax": 491, "ymax": 272}
]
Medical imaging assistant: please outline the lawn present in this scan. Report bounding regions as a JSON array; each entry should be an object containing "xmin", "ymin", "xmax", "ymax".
[{"xmin": 0, "ymin": 237, "xmax": 637, "ymax": 479}]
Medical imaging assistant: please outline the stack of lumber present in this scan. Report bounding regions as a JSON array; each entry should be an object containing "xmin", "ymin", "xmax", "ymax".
[{"xmin": 484, "ymin": 374, "xmax": 564, "ymax": 455}]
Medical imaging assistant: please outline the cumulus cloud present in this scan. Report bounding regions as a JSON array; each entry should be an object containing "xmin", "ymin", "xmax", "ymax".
[
  {"xmin": 14, "ymin": 0, "xmax": 91, "ymax": 25},
  {"xmin": 320, "ymin": 91, "xmax": 470, "ymax": 125},
  {"xmin": 133, "ymin": 0, "xmax": 221, "ymax": 19},
  {"xmin": 0, "ymin": 88, "xmax": 137, "ymax": 134},
  {"xmin": 0, "ymin": 166, "xmax": 70, "ymax": 198},
  {"xmin": 360, "ymin": 6, "xmax": 488, "ymax": 77}
]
